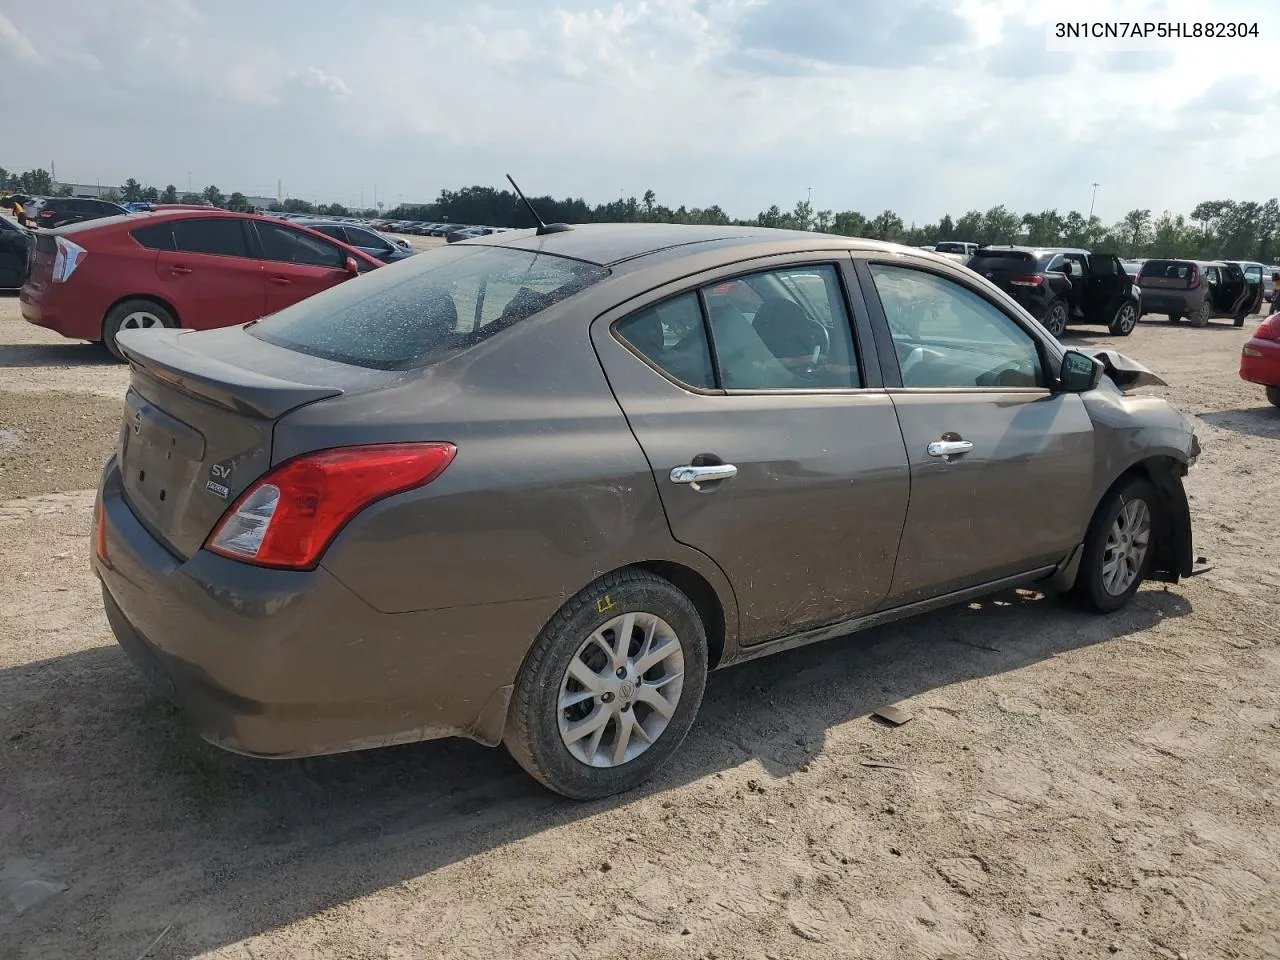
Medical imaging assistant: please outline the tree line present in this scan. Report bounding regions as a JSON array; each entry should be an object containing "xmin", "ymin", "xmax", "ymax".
[{"xmin": 4, "ymin": 164, "xmax": 1276, "ymax": 263}]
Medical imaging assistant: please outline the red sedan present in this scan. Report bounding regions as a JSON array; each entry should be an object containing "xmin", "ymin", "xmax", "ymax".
[
  {"xmin": 1240, "ymin": 311, "xmax": 1280, "ymax": 408},
  {"xmin": 20, "ymin": 209, "xmax": 384, "ymax": 358}
]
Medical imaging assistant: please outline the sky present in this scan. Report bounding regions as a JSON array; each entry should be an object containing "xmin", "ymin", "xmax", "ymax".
[{"xmin": 2, "ymin": 0, "xmax": 1278, "ymax": 224}]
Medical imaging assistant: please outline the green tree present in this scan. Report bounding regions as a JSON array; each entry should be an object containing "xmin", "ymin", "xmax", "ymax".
[
  {"xmin": 642, "ymin": 189, "xmax": 656, "ymax": 220},
  {"xmin": 202, "ymin": 185, "xmax": 226, "ymax": 207},
  {"xmin": 813, "ymin": 209, "xmax": 833, "ymax": 233},
  {"xmin": 226, "ymin": 191, "xmax": 251, "ymax": 212},
  {"xmin": 121, "ymin": 178, "xmax": 143, "ymax": 202},
  {"xmin": 1022, "ymin": 209, "xmax": 1064, "ymax": 246},
  {"xmin": 281, "ymin": 198, "xmax": 315, "ymax": 213},
  {"xmin": 978, "ymin": 205, "xmax": 1021, "ymax": 244},
  {"xmin": 18, "ymin": 168, "xmax": 54, "ymax": 194},
  {"xmin": 790, "ymin": 199, "xmax": 815, "ymax": 231},
  {"xmin": 936, "ymin": 214, "xmax": 955, "ymax": 240},
  {"xmin": 832, "ymin": 210, "xmax": 868, "ymax": 236},
  {"xmin": 180, "ymin": 192, "xmax": 203, "ymax": 204},
  {"xmin": 161, "ymin": 184, "xmax": 178, "ymax": 204},
  {"xmin": 756, "ymin": 204, "xmax": 784, "ymax": 228},
  {"xmin": 102, "ymin": 188, "xmax": 122, "ymax": 203},
  {"xmin": 1120, "ymin": 208, "xmax": 1153, "ymax": 254},
  {"xmin": 869, "ymin": 209, "xmax": 905, "ymax": 241},
  {"xmin": 142, "ymin": 185, "xmax": 159, "ymax": 202},
  {"xmin": 56, "ymin": 184, "xmax": 74, "ymax": 197}
]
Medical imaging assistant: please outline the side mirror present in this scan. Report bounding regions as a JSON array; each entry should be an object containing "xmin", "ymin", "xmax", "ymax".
[
  {"xmin": 344, "ymin": 255, "xmax": 359, "ymax": 275},
  {"xmin": 1059, "ymin": 349, "xmax": 1101, "ymax": 393}
]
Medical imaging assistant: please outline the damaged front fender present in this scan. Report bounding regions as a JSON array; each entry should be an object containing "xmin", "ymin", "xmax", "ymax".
[{"xmin": 1079, "ymin": 348, "xmax": 1168, "ymax": 390}]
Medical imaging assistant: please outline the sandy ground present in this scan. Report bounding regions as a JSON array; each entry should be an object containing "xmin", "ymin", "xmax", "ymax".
[{"xmin": 1, "ymin": 289, "xmax": 1278, "ymax": 960}]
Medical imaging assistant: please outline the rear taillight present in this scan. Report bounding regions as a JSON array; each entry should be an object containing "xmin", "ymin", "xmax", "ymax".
[
  {"xmin": 205, "ymin": 443, "xmax": 457, "ymax": 570},
  {"xmin": 1009, "ymin": 274, "xmax": 1043, "ymax": 288},
  {"xmin": 51, "ymin": 237, "xmax": 87, "ymax": 283},
  {"xmin": 1188, "ymin": 265, "xmax": 1200, "ymax": 289}
]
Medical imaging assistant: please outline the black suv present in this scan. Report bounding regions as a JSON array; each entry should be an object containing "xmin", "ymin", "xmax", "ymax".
[
  {"xmin": 967, "ymin": 246, "xmax": 1141, "ymax": 337},
  {"xmin": 23, "ymin": 197, "xmax": 129, "ymax": 229}
]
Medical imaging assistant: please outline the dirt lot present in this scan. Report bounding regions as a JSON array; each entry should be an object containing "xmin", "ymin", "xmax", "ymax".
[{"xmin": 1, "ymin": 291, "xmax": 1278, "ymax": 960}]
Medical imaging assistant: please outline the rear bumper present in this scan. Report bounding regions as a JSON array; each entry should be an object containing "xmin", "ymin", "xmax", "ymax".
[
  {"xmin": 1139, "ymin": 291, "xmax": 1198, "ymax": 316},
  {"xmin": 93, "ymin": 457, "xmax": 545, "ymax": 758},
  {"xmin": 1240, "ymin": 336, "xmax": 1280, "ymax": 387}
]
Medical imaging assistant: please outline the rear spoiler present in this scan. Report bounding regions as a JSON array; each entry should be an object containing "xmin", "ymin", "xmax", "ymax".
[
  {"xmin": 116, "ymin": 328, "xmax": 342, "ymax": 420},
  {"xmin": 1078, "ymin": 348, "xmax": 1168, "ymax": 389}
]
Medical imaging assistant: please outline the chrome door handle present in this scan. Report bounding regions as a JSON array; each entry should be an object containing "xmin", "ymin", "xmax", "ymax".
[
  {"xmin": 670, "ymin": 463, "xmax": 738, "ymax": 486},
  {"xmin": 927, "ymin": 439, "xmax": 974, "ymax": 458}
]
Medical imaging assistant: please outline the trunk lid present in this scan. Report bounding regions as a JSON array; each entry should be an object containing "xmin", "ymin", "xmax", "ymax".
[{"xmin": 114, "ymin": 325, "xmax": 400, "ymax": 559}]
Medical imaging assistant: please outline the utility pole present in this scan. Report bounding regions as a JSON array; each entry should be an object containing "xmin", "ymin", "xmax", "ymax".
[
  {"xmin": 807, "ymin": 186, "xmax": 812, "ymax": 206},
  {"xmin": 277, "ymin": 178, "xmax": 282, "ymax": 202},
  {"xmin": 1089, "ymin": 182, "xmax": 1100, "ymax": 219}
]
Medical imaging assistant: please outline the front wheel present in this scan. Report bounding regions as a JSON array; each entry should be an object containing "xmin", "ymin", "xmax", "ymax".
[
  {"xmin": 1267, "ymin": 386, "xmax": 1280, "ymax": 408},
  {"xmin": 504, "ymin": 569, "xmax": 708, "ymax": 799},
  {"xmin": 1108, "ymin": 301, "xmax": 1138, "ymax": 336},
  {"xmin": 1042, "ymin": 299, "xmax": 1068, "ymax": 338},
  {"xmin": 102, "ymin": 299, "xmax": 177, "ymax": 360},
  {"xmin": 1071, "ymin": 476, "xmax": 1159, "ymax": 614}
]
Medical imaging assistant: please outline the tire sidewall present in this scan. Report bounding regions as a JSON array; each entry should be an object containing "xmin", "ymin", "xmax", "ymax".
[
  {"xmin": 507, "ymin": 573, "xmax": 708, "ymax": 799},
  {"xmin": 1110, "ymin": 301, "xmax": 1137, "ymax": 336},
  {"xmin": 1075, "ymin": 478, "xmax": 1159, "ymax": 613},
  {"xmin": 103, "ymin": 299, "xmax": 176, "ymax": 360},
  {"xmin": 1044, "ymin": 300, "xmax": 1068, "ymax": 337}
]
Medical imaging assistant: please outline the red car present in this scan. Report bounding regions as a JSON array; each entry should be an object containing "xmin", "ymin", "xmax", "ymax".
[
  {"xmin": 20, "ymin": 210, "xmax": 384, "ymax": 358},
  {"xmin": 1240, "ymin": 311, "xmax": 1280, "ymax": 408}
]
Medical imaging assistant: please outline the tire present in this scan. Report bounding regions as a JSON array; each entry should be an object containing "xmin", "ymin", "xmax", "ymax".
[
  {"xmin": 102, "ymin": 299, "xmax": 177, "ymax": 360},
  {"xmin": 1267, "ymin": 386, "xmax": 1280, "ymax": 408},
  {"xmin": 1167, "ymin": 313, "xmax": 1181, "ymax": 324},
  {"xmin": 1108, "ymin": 301, "xmax": 1139, "ymax": 336},
  {"xmin": 1190, "ymin": 299, "xmax": 1210, "ymax": 328},
  {"xmin": 1233, "ymin": 313, "xmax": 1247, "ymax": 327},
  {"xmin": 504, "ymin": 568, "xmax": 709, "ymax": 799},
  {"xmin": 1071, "ymin": 476, "xmax": 1159, "ymax": 614},
  {"xmin": 1042, "ymin": 299, "xmax": 1068, "ymax": 338}
]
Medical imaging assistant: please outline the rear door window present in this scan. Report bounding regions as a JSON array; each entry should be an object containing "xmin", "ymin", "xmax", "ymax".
[
  {"xmin": 172, "ymin": 218, "xmax": 250, "ymax": 258},
  {"xmin": 250, "ymin": 245, "xmax": 609, "ymax": 369},
  {"xmin": 615, "ymin": 292, "xmax": 716, "ymax": 389},
  {"xmin": 131, "ymin": 222, "xmax": 176, "ymax": 250},
  {"xmin": 255, "ymin": 222, "xmax": 345, "ymax": 268}
]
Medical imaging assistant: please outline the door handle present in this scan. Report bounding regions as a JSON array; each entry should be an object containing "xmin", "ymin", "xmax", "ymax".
[
  {"xmin": 927, "ymin": 439, "xmax": 974, "ymax": 459},
  {"xmin": 268, "ymin": 276, "xmax": 291, "ymax": 285},
  {"xmin": 169, "ymin": 266, "xmax": 192, "ymax": 276},
  {"xmin": 670, "ymin": 463, "xmax": 738, "ymax": 488}
]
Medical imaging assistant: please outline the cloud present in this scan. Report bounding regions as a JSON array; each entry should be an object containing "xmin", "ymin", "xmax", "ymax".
[
  {"xmin": 1, "ymin": 0, "xmax": 1278, "ymax": 222},
  {"xmin": 291, "ymin": 66, "xmax": 351, "ymax": 98},
  {"xmin": 0, "ymin": 12, "xmax": 40, "ymax": 62}
]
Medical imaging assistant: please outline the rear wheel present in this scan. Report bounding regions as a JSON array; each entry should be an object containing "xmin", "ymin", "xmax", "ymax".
[
  {"xmin": 102, "ymin": 299, "xmax": 177, "ymax": 360},
  {"xmin": 504, "ymin": 569, "xmax": 708, "ymax": 799},
  {"xmin": 1267, "ymin": 386, "xmax": 1280, "ymax": 408},
  {"xmin": 1190, "ymin": 299, "xmax": 1211, "ymax": 328},
  {"xmin": 1043, "ymin": 299, "xmax": 1068, "ymax": 338},
  {"xmin": 1071, "ymin": 476, "xmax": 1158, "ymax": 614},
  {"xmin": 1108, "ymin": 301, "xmax": 1138, "ymax": 336}
]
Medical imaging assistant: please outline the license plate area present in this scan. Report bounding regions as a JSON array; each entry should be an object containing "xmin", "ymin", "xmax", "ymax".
[{"xmin": 121, "ymin": 389, "xmax": 206, "ymax": 550}]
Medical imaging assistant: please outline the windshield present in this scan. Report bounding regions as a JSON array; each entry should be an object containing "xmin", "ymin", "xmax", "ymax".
[{"xmin": 251, "ymin": 245, "xmax": 610, "ymax": 370}]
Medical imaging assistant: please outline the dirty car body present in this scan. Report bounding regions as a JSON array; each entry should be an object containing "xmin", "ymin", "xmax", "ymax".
[{"xmin": 93, "ymin": 224, "xmax": 1200, "ymax": 798}]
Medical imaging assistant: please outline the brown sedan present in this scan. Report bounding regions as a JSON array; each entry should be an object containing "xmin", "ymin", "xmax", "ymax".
[{"xmin": 95, "ymin": 224, "xmax": 1201, "ymax": 798}]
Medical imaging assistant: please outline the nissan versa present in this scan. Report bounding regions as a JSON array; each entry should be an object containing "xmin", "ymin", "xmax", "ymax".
[{"xmin": 92, "ymin": 223, "xmax": 1202, "ymax": 799}]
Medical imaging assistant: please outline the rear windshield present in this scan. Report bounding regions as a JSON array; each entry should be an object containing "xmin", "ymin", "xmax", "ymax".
[
  {"xmin": 1138, "ymin": 260, "xmax": 1193, "ymax": 279},
  {"xmin": 250, "ymin": 245, "xmax": 610, "ymax": 370},
  {"xmin": 934, "ymin": 242, "xmax": 970, "ymax": 254},
  {"xmin": 968, "ymin": 251, "xmax": 1036, "ymax": 272}
]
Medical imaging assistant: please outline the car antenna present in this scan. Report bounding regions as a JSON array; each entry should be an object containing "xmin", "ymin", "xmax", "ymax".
[{"xmin": 506, "ymin": 174, "xmax": 572, "ymax": 236}]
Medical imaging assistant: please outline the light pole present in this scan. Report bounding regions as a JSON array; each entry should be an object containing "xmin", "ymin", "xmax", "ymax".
[{"xmin": 1089, "ymin": 182, "xmax": 1100, "ymax": 219}]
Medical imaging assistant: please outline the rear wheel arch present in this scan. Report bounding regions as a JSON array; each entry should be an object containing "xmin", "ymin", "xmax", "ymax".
[
  {"xmin": 101, "ymin": 293, "xmax": 182, "ymax": 336},
  {"xmin": 637, "ymin": 560, "xmax": 727, "ymax": 669}
]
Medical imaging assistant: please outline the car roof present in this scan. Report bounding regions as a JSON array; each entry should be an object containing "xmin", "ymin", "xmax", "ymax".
[
  {"xmin": 46, "ymin": 208, "xmax": 304, "ymax": 236},
  {"xmin": 974, "ymin": 245, "xmax": 1089, "ymax": 257},
  {"xmin": 465, "ymin": 222, "xmax": 910, "ymax": 268}
]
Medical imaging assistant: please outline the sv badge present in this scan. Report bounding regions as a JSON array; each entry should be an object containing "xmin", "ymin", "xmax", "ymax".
[{"xmin": 206, "ymin": 461, "xmax": 234, "ymax": 499}]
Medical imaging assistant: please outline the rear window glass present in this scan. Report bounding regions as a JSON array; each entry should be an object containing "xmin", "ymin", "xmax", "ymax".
[
  {"xmin": 1139, "ymin": 260, "xmax": 1193, "ymax": 279},
  {"xmin": 934, "ymin": 242, "xmax": 970, "ymax": 254},
  {"xmin": 969, "ymin": 251, "xmax": 1036, "ymax": 272},
  {"xmin": 251, "ymin": 245, "xmax": 610, "ymax": 370},
  {"xmin": 132, "ymin": 223, "xmax": 175, "ymax": 250}
]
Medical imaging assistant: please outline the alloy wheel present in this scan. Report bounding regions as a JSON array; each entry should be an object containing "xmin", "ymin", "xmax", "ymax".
[
  {"xmin": 557, "ymin": 611, "xmax": 685, "ymax": 768},
  {"xmin": 119, "ymin": 311, "xmax": 165, "ymax": 330},
  {"xmin": 1101, "ymin": 499, "xmax": 1151, "ymax": 596}
]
